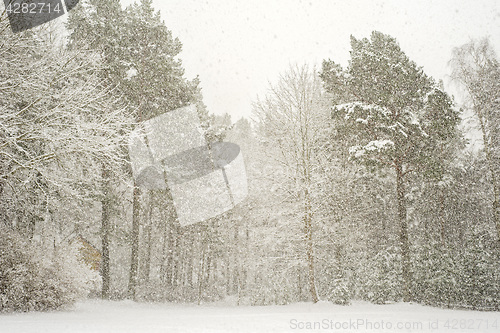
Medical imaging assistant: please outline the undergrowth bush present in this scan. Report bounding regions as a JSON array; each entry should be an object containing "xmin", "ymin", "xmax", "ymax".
[{"xmin": 0, "ymin": 229, "xmax": 99, "ymax": 312}]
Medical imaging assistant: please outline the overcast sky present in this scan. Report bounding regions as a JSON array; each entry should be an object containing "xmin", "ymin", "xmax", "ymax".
[{"xmin": 121, "ymin": 0, "xmax": 499, "ymax": 122}]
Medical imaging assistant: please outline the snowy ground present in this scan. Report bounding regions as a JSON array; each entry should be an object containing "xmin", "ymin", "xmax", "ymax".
[{"xmin": 1, "ymin": 299, "xmax": 499, "ymax": 333}]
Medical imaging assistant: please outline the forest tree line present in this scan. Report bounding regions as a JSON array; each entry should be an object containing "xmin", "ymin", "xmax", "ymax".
[{"xmin": 1, "ymin": 0, "xmax": 499, "ymax": 312}]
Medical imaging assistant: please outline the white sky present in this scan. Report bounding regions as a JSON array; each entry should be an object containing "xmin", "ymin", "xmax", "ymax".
[{"xmin": 122, "ymin": 0, "xmax": 499, "ymax": 122}]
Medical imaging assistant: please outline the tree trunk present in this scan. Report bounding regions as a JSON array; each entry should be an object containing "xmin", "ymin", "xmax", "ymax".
[
  {"xmin": 484, "ymin": 137, "xmax": 500, "ymax": 242},
  {"xmin": 396, "ymin": 164, "xmax": 412, "ymax": 302},
  {"xmin": 128, "ymin": 184, "xmax": 141, "ymax": 300},
  {"xmin": 304, "ymin": 188, "xmax": 319, "ymax": 303},
  {"xmin": 493, "ymin": 194, "xmax": 500, "ymax": 242},
  {"xmin": 242, "ymin": 227, "xmax": 250, "ymax": 291},
  {"xmin": 159, "ymin": 208, "xmax": 169, "ymax": 285},
  {"xmin": 101, "ymin": 165, "xmax": 111, "ymax": 299},
  {"xmin": 160, "ymin": 189, "xmax": 176, "ymax": 287},
  {"xmin": 232, "ymin": 222, "xmax": 240, "ymax": 297},
  {"xmin": 164, "ymin": 223, "xmax": 174, "ymax": 286},
  {"xmin": 225, "ymin": 251, "xmax": 231, "ymax": 294},
  {"xmin": 143, "ymin": 191, "xmax": 154, "ymax": 283},
  {"xmin": 198, "ymin": 245, "xmax": 206, "ymax": 305},
  {"xmin": 172, "ymin": 224, "xmax": 180, "ymax": 287},
  {"xmin": 186, "ymin": 242, "xmax": 194, "ymax": 288},
  {"xmin": 297, "ymin": 269, "xmax": 303, "ymax": 301},
  {"xmin": 440, "ymin": 193, "xmax": 446, "ymax": 246}
]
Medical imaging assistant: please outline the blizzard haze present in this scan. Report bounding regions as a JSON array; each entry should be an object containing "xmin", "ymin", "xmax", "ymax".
[
  {"xmin": 120, "ymin": 0, "xmax": 500, "ymax": 119},
  {"xmin": 2, "ymin": 0, "xmax": 500, "ymax": 329}
]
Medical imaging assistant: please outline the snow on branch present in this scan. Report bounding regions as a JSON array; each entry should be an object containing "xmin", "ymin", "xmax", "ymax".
[
  {"xmin": 349, "ymin": 139, "xmax": 394, "ymax": 158},
  {"xmin": 334, "ymin": 102, "xmax": 391, "ymax": 122}
]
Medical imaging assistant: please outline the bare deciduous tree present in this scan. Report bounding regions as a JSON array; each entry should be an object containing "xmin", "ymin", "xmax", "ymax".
[
  {"xmin": 451, "ymin": 38, "xmax": 500, "ymax": 242},
  {"xmin": 253, "ymin": 64, "xmax": 328, "ymax": 303}
]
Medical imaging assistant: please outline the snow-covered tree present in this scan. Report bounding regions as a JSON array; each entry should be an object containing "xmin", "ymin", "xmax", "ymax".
[
  {"xmin": 450, "ymin": 38, "xmax": 500, "ymax": 242},
  {"xmin": 320, "ymin": 31, "xmax": 462, "ymax": 301},
  {"xmin": 253, "ymin": 64, "xmax": 330, "ymax": 303},
  {"xmin": 67, "ymin": 0, "xmax": 201, "ymax": 300},
  {"xmin": 0, "ymin": 11, "xmax": 131, "ymax": 238}
]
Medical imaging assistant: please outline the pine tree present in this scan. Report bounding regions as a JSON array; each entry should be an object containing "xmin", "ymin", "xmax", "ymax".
[
  {"xmin": 67, "ymin": 0, "xmax": 129, "ymax": 299},
  {"xmin": 320, "ymin": 31, "xmax": 461, "ymax": 301}
]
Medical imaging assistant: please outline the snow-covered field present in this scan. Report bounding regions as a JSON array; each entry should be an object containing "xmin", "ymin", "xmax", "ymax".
[{"xmin": 1, "ymin": 300, "xmax": 499, "ymax": 333}]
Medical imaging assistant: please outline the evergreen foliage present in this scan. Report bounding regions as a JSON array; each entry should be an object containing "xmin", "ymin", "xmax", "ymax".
[{"xmin": 320, "ymin": 31, "xmax": 462, "ymax": 302}]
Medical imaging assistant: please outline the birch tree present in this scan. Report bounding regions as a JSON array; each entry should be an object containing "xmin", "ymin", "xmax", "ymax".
[
  {"xmin": 253, "ymin": 64, "xmax": 328, "ymax": 303},
  {"xmin": 450, "ymin": 38, "xmax": 500, "ymax": 242}
]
